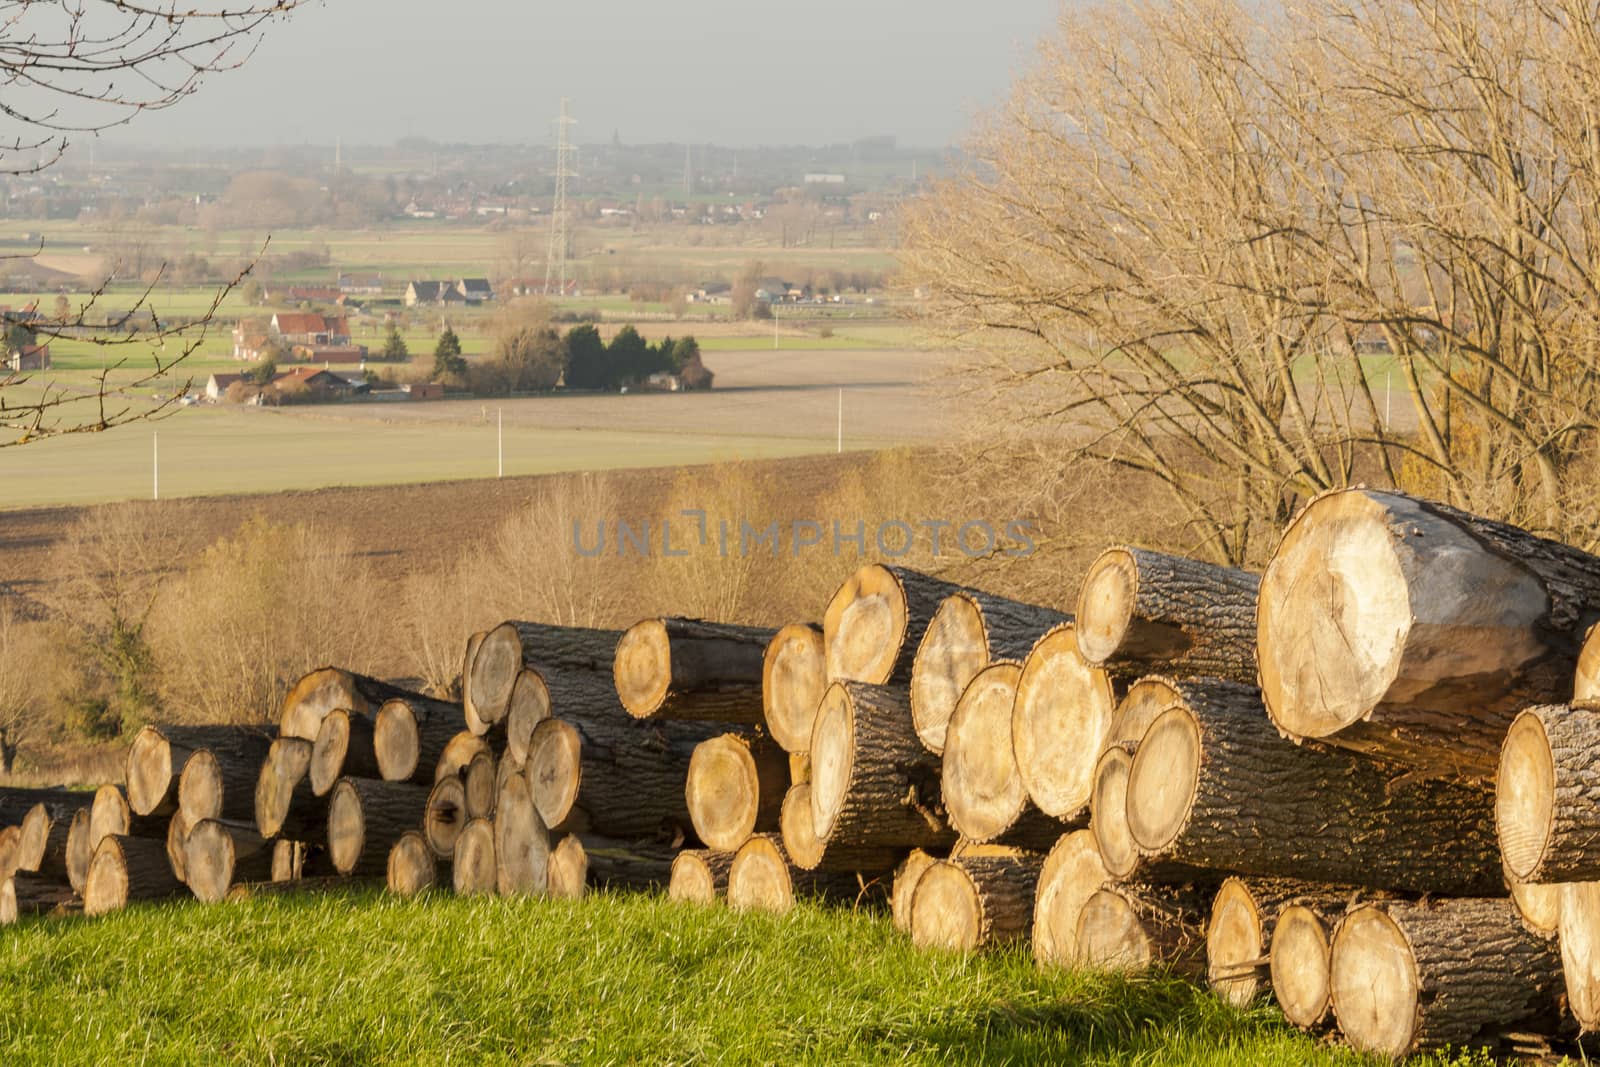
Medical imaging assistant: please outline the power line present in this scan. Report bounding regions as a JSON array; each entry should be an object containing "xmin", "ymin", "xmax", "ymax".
[{"xmin": 544, "ymin": 98, "xmax": 578, "ymax": 297}]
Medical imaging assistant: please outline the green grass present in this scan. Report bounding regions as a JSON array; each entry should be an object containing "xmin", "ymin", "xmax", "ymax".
[{"xmin": 0, "ymin": 888, "xmax": 1413, "ymax": 1066}]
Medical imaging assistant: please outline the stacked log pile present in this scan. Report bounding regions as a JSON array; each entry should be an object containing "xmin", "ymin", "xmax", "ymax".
[{"xmin": 11, "ymin": 491, "xmax": 1600, "ymax": 1059}]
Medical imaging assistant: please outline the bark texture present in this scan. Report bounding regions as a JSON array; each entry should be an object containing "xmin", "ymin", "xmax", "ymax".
[
  {"xmin": 909, "ymin": 854, "xmax": 1043, "ymax": 952},
  {"xmin": 127, "ymin": 725, "xmax": 272, "ymax": 817},
  {"xmin": 178, "ymin": 734, "xmax": 276, "ymax": 825},
  {"xmin": 279, "ymin": 667, "xmax": 418, "ymax": 742},
  {"xmin": 1076, "ymin": 882, "xmax": 1209, "ymax": 975},
  {"xmin": 1497, "ymin": 703, "xmax": 1600, "ymax": 883},
  {"xmin": 373, "ymin": 694, "xmax": 466, "ymax": 784},
  {"xmin": 1, "ymin": 871, "xmax": 77, "ymax": 924},
  {"xmin": 780, "ymin": 783, "xmax": 903, "ymax": 874},
  {"xmin": 469, "ymin": 620, "xmax": 622, "ymax": 725},
  {"xmin": 1206, "ymin": 877, "xmax": 1355, "ymax": 1008},
  {"xmin": 84, "ymin": 834, "xmax": 187, "ymax": 915},
  {"xmin": 327, "ymin": 777, "xmax": 431, "ymax": 878}
]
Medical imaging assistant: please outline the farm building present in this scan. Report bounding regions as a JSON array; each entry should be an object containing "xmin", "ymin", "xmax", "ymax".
[
  {"xmin": 456, "ymin": 278, "xmax": 493, "ymax": 303},
  {"xmin": 7, "ymin": 342, "xmax": 50, "ymax": 372},
  {"xmin": 292, "ymin": 344, "xmax": 368, "ymax": 364},
  {"xmin": 403, "ymin": 382, "xmax": 444, "ymax": 401},
  {"xmin": 405, "ymin": 281, "xmax": 465, "ymax": 307},
  {"xmin": 270, "ymin": 312, "xmax": 350, "ymax": 346}
]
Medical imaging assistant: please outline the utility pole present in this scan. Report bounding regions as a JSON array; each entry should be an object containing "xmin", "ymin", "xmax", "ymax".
[
  {"xmin": 545, "ymin": 98, "xmax": 578, "ymax": 297},
  {"xmin": 684, "ymin": 144, "xmax": 693, "ymax": 198},
  {"xmin": 497, "ymin": 408, "xmax": 504, "ymax": 478},
  {"xmin": 837, "ymin": 389, "xmax": 843, "ymax": 453},
  {"xmin": 152, "ymin": 431, "xmax": 159, "ymax": 500}
]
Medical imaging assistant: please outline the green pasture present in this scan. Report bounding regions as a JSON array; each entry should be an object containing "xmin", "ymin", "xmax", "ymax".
[{"xmin": 0, "ymin": 887, "xmax": 1433, "ymax": 1066}]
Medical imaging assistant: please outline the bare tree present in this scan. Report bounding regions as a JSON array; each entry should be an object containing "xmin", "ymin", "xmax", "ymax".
[
  {"xmin": 903, "ymin": 0, "xmax": 1600, "ymax": 563},
  {"xmin": 0, "ymin": 0, "xmax": 304, "ymax": 447}
]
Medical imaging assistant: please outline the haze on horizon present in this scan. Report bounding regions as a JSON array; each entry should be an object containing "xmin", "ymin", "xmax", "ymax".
[{"xmin": 119, "ymin": 1, "xmax": 1061, "ymax": 151}]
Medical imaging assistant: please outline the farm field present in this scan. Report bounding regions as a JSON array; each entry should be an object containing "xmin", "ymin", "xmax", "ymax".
[
  {"xmin": 0, "ymin": 348, "xmax": 943, "ymax": 508},
  {"xmin": 0, "ymin": 887, "xmax": 1387, "ymax": 1066}
]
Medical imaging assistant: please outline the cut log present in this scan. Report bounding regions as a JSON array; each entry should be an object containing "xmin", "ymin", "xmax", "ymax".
[
  {"xmin": 571, "ymin": 836, "xmax": 676, "ymax": 892},
  {"xmin": 1330, "ymin": 898, "xmax": 1562, "ymax": 1058},
  {"xmin": 1090, "ymin": 744, "xmax": 1201, "ymax": 885},
  {"xmin": 1560, "ymin": 881, "xmax": 1600, "ymax": 1030},
  {"xmin": 15, "ymin": 801, "xmax": 76, "ymax": 880},
  {"xmin": 84, "ymin": 834, "xmax": 187, "ymax": 916},
  {"xmin": 669, "ymin": 849, "xmax": 733, "ymax": 905},
  {"xmin": 1106, "ymin": 677, "xmax": 1185, "ymax": 749},
  {"xmin": 1032, "ymin": 830, "xmax": 1110, "ymax": 969},
  {"xmin": 166, "ymin": 810, "xmax": 192, "ymax": 883},
  {"xmin": 434, "ymin": 731, "xmax": 492, "ymax": 784},
  {"xmin": 387, "ymin": 831, "xmax": 438, "ymax": 898},
  {"xmin": 127, "ymin": 725, "xmax": 272, "ymax": 817},
  {"xmin": 0, "ymin": 785, "xmax": 95, "ymax": 826},
  {"xmin": 460, "ymin": 630, "xmax": 488, "ymax": 734},
  {"xmin": 270, "ymin": 839, "xmax": 333, "ymax": 882},
  {"xmin": 1509, "ymin": 874, "xmax": 1561, "ymax": 940},
  {"xmin": 823, "ymin": 564, "xmax": 972, "ymax": 686},
  {"xmin": 0, "ymin": 826, "xmax": 17, "ymax": 880},
  {"xmin": 225, "ymin": 875, "xmax": 353, "ymax": 902},
  {"xmin": 763, "ymin": 622, "xmax": 826, "ymax": 753},
  {"xmin": 373, "ymin": 694, "xmax": 466, "ymax": 784},
  {"xmin": 503, "ymin": 670, "xmax": 551, "ymax": 765},
  {"xmin": 1258, "ymin": 489, "xmax": 1600, "ymax": 777},
  {"xmin": 463, "ymin": 752, "xmax": 498, "ymax": 820},
  {"xmin": 547, "ymin": 835, "xmax": 586, "ymax": 899},
  {"xmin": 910, "ymin": 854, "xmax": 1043, "ymax": 952},
  {"xmin": 279, "ymin": 667, "xmax": 417, "ymax": 742},
  {"xmin": 424, "ymin": 776, "xmax": 468, "ymax": 860},
  {"xmin": 1124, "ymin": 677, "xmax": 1503, "ymax": 895},
  {"xmin": 942, "ymin": 662, "xmax": 1064, "ymax": 849},
  {"xmin": 1076, "ymin": 883, "xmax": 1207, "ymax": 975},
  {"xmin": 468, "ymin": 620, "xmax": 623, "ymax": 726},
  {"xmin": 911, "ymin": 592, "xmax": 1070, "ymax": 755},
  {"xmin": 1498, "ymin": 703, "xmax": 1600, "ymax": 883},
  {"xmin": 779, "ymin": 782, "xmax": 902, "ymax": 874},
  {"xmin": 809, "ymin": 681, "xmax": 953, "ymax": 853},
  {"xmin": 89, "ymin": 784, "xmax": 165, "ymax": 849},
  {"xmin": 309, "ymin": 709, "xmax": 380, "ymax": 798},
  {"xmin": 1011, "ymin": 624, "xmax": 1115, "ymax": 823},
  {"xmin": 525, "ymin": 710, "xmax": 725, "ymax": 842},
  {"xmin": 178, "ymin": 737, "xmax": 276, "ymax": 826},
  {"xmin": 254, "ymin": 738, "xmax": 326, "ymax": 841},
  {"xmin": 184, "ymin": 818, "xmax": 274, "ymax": 904},
  {"xmin": 686, "ymin": 733, "xmax": 788, "ymax": 852},
  {"xmin": 327, "ymin": 777, "xmax": 431, "ymax": 878},
  {"xmin": 1207, "ymin": 878, "xmax": 1356, "ymax": 1008},
  {"xmin": 727, "ymin": 833, "xmax": 862, "ymax": 914},
  {"xmin": 1, "ymin": 871, "xmax": 77, "ymax": 924},
  {"xmin": 65, "ymin": 808, "xmax": 92, "ymax": 894},
  {"xmin": 493, "ymin": 767, "xmax": 548, "ymax": 897},
  {"xmin": 892, "ymin": 850, "xmax": 938, "ymax": 933},
  {"xmin": 451, "ymin": 817, "xmax": 497, "ymax": 896},
  {"xmin": 614, "ymin": 617, "xmax": 777, "ymax": 723},
  {"xmin": 789, "ymin": 751, "xmax": 811, "ymax": 786},
  {"xmin": 1270, "ymin": 900, "xmax": 1348, "ymax": 1030},
  {"xmin": 1075, "ymin": 545, "xmax": 1259, "ymax": 683}
]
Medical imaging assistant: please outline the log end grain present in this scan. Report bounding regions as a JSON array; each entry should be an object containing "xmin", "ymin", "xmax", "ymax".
[
  {"xmin": 669, "ymin": 849, "xmax": 730, "ymax": 905},
  {"xmin": 1125, "ymin": 707, "xmax": 1201, "ymax": 853},
  {"xmin": 1075, "ymin": 547, "xmax": 1141, "ymax": 664},
  {"xmin": 452, "ymin": 817, "xmax": 497, "ymax": 896},
  {"xmin": 1206, "ymin": 878, "xmax": 1269, "ymax": 1007},
  {"xmin": 1032, "ymin": 830, "xmax": 1108, "ymax": 969},
  {"xmin": 1012, "ymin": 624, "xmax": 1114, "ymax": 820},
  {"xmin": 942, "ymin": 662, "xmax": 1027, "ymax": 843},
  {"xmin": 309, "ymin": 709, "xmax": 356, "ymax": 798},
  {"xmin": 763, "ymin": 622, "xmax": 826, "ymax": 752},
  {"xmin": 1326, "ymin": 905, "xmax": 1421, "ymax": 1058},
  {"xmin": 687, "ymin": 734, "xmax": 772, "ymax": 853},
  {"xmin": 1496, "ymin": 709, "xmax": 1555, "ymax": 882},
  {"xmin": 910, "ymin": 860, "xmax": 983, "ymax": 952},
  {"xmin": 505, "ymin": 670, "xmax": 552, "ymax": 764},
  {"xmin": 494, "ymin": 769, "xmax": 549, "ymax": 897},
  {"xmin": 910, "ymin": 594, "xmax": 989, "ymax": 754},
  {"xmin": 183, "ymin": 819, "xmax": 236, "ymax": 905},
  {"xmin": 468, "ymin": 622, "xmax": 523, "ymax": 727},
  {"xmin": 1089, "ymin": 745, "xmax": 1138, "ymax": 880},
  {"xmin": 374, "ymin": 698, "xmax": 423, "ymax": 782},
  {"xmin": 1270, "ymin": 904, "xmax": 1334, "ymax": 1030},
  {"xmin": 548, "ymin": 835, "xmax": 587, "ymax": 899},
  {"xmin": 614, "ymin": 618, "xmax": 670, "ymax": 719},
  {"xmin": 126, "ymin": 725, "xmax": 175, "ymax": 817},
  {"xmin": 526, "ymin": 718, "xmax": 581, "ymax": 833},
  {"xmin": 424, "ymin": 776, "xmax": 468, "ymax": 861},
  {"xmin": 387, "ymin": 830, "xmax": 437, "ymax": 898},
  {"xmin": 823, "ymin": 564, "xmax": 908, "ymax": 685},
  {"xmin": 727, "ymin": 834, "xmax": 796, "ymax": 915}
]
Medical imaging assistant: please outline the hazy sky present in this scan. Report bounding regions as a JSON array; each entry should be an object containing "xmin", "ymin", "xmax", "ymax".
[{"xmin": 126, "ymin": 1, "xmax": 1061, "ymax": 149}]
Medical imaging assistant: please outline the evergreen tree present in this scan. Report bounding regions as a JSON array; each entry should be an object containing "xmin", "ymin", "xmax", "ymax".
[
  {"xmin": 564, "ymin": 323, "xmax": 609, "ymax": 389},
  {"xmin": 432, "ymin": 326, "xmax": 466, "ymax": 379},
  {"xmin": 381, "ymin": 322, "xmax": 409, "ymax": 362}
]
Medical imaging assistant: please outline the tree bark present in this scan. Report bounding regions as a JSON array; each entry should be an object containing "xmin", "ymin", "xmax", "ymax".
[
  {"xmin": 1075, "ymin": 546, "xmax": 1259, "ymax": 684},
  {"xmin": 254, "ymin": 737, "xmax": 327, "ymax": 841},
  {"xmin": 614, "ymin": 617, "xmax": 777, "ymax": 723},
  {"xmin": 1076, "ymin": 882, "xmax": 1209, "ymax": 975},
  {"xmin": 451, "ymin": 817, "xmax": 496, "ymax": 896},
  {"xmin": 686, "ymin": 732, "xmax": 788, "ymax": 852},
  {"xmin": 910, "ymin": 854, "xmax": 1044, "ymax": 952},
  {"xmin": 373, "ymin": 694, "xmax": 466, "ymax": 784},
  {"xmin": 668, "ymin": 849, "xmax": 733, "ymax": 905},
  {"xmin": 942, "ymin": 662, "xmax": 1068, "ymax": 849},
  {"xmin": 809, "ymin": 681, "xmax": 953, "ymax": 855},
  {"xmin": 1, "ymin": 871, "xmax": 76, "ymax": 924},
  {"xmin": 423, "ymin": 776, "xmax": 468, "ymax": 860},
  {"xmin": 727, "ymin": 833, "xmax": 865, "ymax": 914},
  {"xmin": 572, "ymin": 835, "xmax": 677, "ymax": 892},
  {"xmin": 0, "ymin": 785, "xmax": 92, "ymax": 827},
  {"xmin": 386, "ymin": 831, "xmax": 439, "ymax": 898},
  {"xmin": 1012, "ymin": 623, "xmax": 1115, "ymax": 822},
  {"xmin": 1498, "ymin": 703, "xmax": 1600, "ymax": 882},
  {"xmin": 525, "ymin": 702, "xmax": 730, "ymax": 843},
  {"xmin": 824, "ymin": 564, "xmax": 975, "ymax": 687},
  {"xmin": 1331, "ymin": 898, "xmax": 1561, "ymax": 1059},
  {"xmin": 1259, "ymin": 489, "xmax": 1600, "ymax": 778},
  {"xmin": 493, "ymin": 766, "xmax": 548, "ymax": 897},
  {"xmin": 1125, "ymin": 677, "xmax": 1503, "ymax": 895},
  {"xmin": 184, "ymin": 818, "xmax": 274, "ymax": 904},
  {"xmin": 780, "ymin": 782, "xmax": 902, "ymax": 874},
  {"xmin": 1032, "ymin": 829, "xmax": 1110, "ymax": 969},
  {"xmin": 309, "ymin": 709, "xmax": 380, "ymax": 797},
  {"xmin": 84, "ymin": 834, "xmax": 187, "ymax": 915},
  {"xmin": 327, "ymin": 777, "xmax": 431, "ymax": 878},
  {"xmin": 279, "ymin": 667, "xmax": 419, "ymax": 742},
  {"xmin": 126, "ymin": 725, "xmax": 272, "ymax": 817},
  {"xmin": 763, "ymin": 622, "xmax": 826, "ymax": 753},
  {"xmin": 178, "ymin": 735, "xmax": 276, "ymax": 825},
  {"xmin": 468, "ymin": 620, "xmax": 623, "ymax": 726},
  {"xmin": 1207, "ymin": 877, "xmax": 1357, "ymax": 1008},
  {"xmin": 911, "ymin": 591, "xmax": 1070, "ymax": 755}
]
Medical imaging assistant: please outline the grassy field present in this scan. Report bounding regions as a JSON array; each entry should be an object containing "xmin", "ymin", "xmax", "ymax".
[{"xmin": 0, "ymin": 887, "xmax": 1439, "ymax": 1066}]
